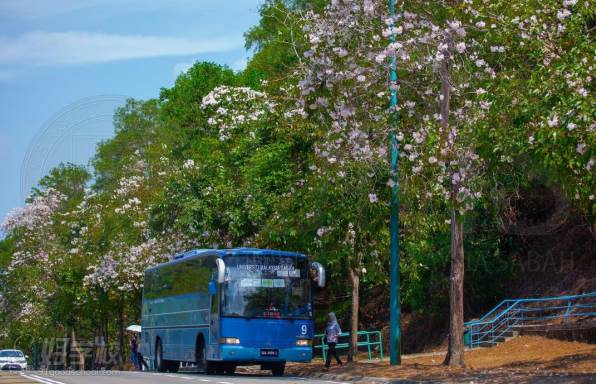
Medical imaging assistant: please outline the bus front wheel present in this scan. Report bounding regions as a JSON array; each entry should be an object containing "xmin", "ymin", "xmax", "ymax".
[
  {"xmin": 223, "ymin": 364, "xmax": 236, "ymax": 375},
  {"xmin": 196, "ymin": 337, "xmax": 216, "ymax": 374},
  {"xmin": 271, "ymin": 362, "xmax": 285, "ymax": 377}
]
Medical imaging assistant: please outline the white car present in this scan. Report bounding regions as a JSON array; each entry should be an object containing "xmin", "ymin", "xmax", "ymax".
[{"xmin": 0, "ymin": 349, "xmax": 27, "ymax": 370}]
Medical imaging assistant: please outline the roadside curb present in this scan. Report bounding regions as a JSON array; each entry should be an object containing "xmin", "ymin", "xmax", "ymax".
[{"xmin": 290, "ymin": 371, "xmax": 394, "ymax": 383}]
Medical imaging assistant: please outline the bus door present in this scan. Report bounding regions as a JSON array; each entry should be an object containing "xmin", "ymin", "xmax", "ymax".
[{"xmin": 208, "ymin": 277, "xmax": 220, "ymax": 345}]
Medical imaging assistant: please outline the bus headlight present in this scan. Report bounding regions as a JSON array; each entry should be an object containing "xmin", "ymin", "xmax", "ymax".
[
  {"xmin": 219, "ymin": 337, "xmax": 240, "ymax": 345},
  {"xmin": 295, "ymin": 339, "xmax": 312, "ymax": 346}
]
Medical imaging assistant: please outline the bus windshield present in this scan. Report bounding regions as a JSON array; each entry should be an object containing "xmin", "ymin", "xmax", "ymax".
[{"xmin": 222, "ymin": 255, "xmax": 310, "ymax": 319}]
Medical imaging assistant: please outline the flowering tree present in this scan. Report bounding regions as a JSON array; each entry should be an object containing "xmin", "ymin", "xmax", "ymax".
[
  {"xmin": 1, "ymin": 187, "xmax": 65, "ymax": 325},
  {"xmin": 151, "ymin": 82, "xmax": 303, "ymax": 249},
  {"xmin": 297, "ymin": 0, "xmax": 499, "ymax": 363},
  {"xmin": 471, "ymin": 0, "xmax": 594, "ymax": 210},
  {"xmin": 201, "ymin": 85, "xmax": 277, "ymax": 142},
  {"xmin": 297, "ymin": 0, "xmax": 593, "ymax": 364},
  {"xmin": 1, "ymin": 164, "xmax": 90, "ymax": 348}
]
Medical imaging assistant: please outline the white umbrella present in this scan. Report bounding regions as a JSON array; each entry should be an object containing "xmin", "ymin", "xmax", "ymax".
[{"xmin": 126, "ymin": 324, "xmax": 141, "ymax": 333}]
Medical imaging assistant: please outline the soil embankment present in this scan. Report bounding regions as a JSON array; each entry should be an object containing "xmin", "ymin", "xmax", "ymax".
[{"xmin": 288, "ymin": 335, "xmax": 596, "ymax": 382}]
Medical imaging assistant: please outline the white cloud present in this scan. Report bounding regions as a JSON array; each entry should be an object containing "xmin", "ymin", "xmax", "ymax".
[
  {"xmin": 0, "ymin": 0, "xmax": 262, "ymax": 20},
  {"xmin": 0, "ymin": 31, "xmax": 242, "ymax": 66},
  {"xmin": 0, "ymin": 0, "xmax": 105, "ymax": 19}
]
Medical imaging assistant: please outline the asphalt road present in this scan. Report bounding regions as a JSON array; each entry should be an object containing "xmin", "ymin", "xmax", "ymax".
[{"xmin": 8, "ymin": 371, "xmax": 349, "ymax": 384}]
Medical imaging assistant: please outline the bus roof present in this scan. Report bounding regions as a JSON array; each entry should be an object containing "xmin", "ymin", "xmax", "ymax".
[{"xmin": 145, "ymin": 248, "xmax": 306, "ymax": 272}]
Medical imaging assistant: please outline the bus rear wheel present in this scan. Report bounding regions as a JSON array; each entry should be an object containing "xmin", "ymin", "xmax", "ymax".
[
  {"xmin": 155, "ymin": 339, "xmax": 179, "ymax": 373},
  {"xmin": 155, "ymin": 339, "xmax": 167, "ymax": 372}
]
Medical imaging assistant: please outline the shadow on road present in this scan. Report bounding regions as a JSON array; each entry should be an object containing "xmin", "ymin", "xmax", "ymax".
[{"xmin": 177, "ymin": 368, "xmax": 292, "ymax": 380}]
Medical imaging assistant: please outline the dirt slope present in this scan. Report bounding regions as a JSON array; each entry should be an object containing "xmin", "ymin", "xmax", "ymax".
[{"xmin": 288, "ymin": 335, "xmax": 596, "ymax": 382}]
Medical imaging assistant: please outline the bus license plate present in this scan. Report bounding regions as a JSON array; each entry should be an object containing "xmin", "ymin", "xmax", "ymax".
[{"xmin": 260, "ymin": 349, "xmax": 278, "ymax": 357}]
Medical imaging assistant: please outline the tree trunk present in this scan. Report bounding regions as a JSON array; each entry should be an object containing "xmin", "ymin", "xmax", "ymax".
[
  {"xmin": 439, "ymin": 31, "xmax": 465, "ymax": 367},
  {"xmin": 348, "ymin": 267, "xmax": 360, "ymax": 362},
  {"xmin": 118, "ymin": 299, "xmax": 125, "ymax": 369},
  {"xmin": 63, "ymin": 327, "xmax": 69, "ymax": 370},
  {"xmin": 444, "ymin": 208, "xmax": 465, "ymax": 366},
  {"xmin": 101, "ymin": 316, "xmax": 109, "ymax": 369},
  {"xmin": 104, "ymin": 316, "xmax": 109, "ymax": 350}
]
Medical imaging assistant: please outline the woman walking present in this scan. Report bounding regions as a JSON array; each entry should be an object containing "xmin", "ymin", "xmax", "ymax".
[
  {"xmin": 324, "ymin": 312, "xmax": 343, "ymax": 369},
  {"xmin": 129, "ymin": 334, "xmax": 139, "ymax": 370}
]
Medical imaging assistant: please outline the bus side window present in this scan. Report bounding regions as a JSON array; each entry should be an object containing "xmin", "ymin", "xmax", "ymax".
[
  {"xmin": 144, "ymin": 269, "xmax": 158, "ymax": 299},
  {"xmin": 208, "ymin": 261, "xmax": 219, "ymax": 314}
]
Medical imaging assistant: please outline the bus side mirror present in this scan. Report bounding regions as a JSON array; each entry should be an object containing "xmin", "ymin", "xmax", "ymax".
[
  {"xmin": 310, "ymin": 262, "xmax": 325, "ymax": 288},
  {"xmin": 208, "ymin": 281, "xmax": 217, "ymax": 295},
  {"xmin": 216, "ymin": 258, "xmax": 226, "ymax": 284}
]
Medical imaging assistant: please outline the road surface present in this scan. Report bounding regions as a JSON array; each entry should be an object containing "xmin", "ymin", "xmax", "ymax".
[{"xmin": 3, "ymin": 371, "xmax": 350, "ymax": 384}]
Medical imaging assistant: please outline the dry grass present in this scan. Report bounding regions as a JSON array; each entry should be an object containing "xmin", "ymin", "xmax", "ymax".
[{"xmin": 287, "ymin": 336, "xmax": 596, "ymax": 382}]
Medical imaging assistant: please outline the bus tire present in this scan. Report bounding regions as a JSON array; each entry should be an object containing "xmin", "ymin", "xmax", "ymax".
[
  {"xmin": 205, "ymin": 363, "xmax": 217, "ymax": 375},
  {"xmin": 167, "ymin": 361, "xmax": 179, "ymax": 373},
  {"xmin": 196, "ymin": 335, "xmax": 216, "ymax": 374},
  {"xmin": 155, "ymin": 339, "xmax": 167, "ymax": 373},
  {"xmin": 223, "ymin": 364, "xmax": 236, "ymax": 375},
  {"xmin": 271, "ymin": 362, "xmax": 285, "ymax": 377}
]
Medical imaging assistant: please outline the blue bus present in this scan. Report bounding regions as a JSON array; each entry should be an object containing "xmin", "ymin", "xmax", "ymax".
[{"xmin": 140, "ymin": 248, "xmax": 325, "ymax": 376}]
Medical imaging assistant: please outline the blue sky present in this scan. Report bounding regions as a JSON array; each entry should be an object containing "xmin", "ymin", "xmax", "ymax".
[{"xmin": 0, "ymin": 0, "xmax": 263, "ymax": 226}]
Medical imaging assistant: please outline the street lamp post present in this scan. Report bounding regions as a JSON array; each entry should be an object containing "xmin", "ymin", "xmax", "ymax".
[{"xmin": 389, "ymin": 0, "xmax": 401, "ymax": 366}]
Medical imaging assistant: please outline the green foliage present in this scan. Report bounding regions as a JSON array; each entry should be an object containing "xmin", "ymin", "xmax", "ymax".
[
  {"xmin": 244, "ymin": 0, "xmax": 326, "ymax": 77},
  {"xmin": 160, "ymin": 62, "xmax": 237, "ymax": 130},
  {"xmin": 0, "ymin": 237, "xmax": 14, "ymax": 289},
  {"xmin": 93, "ymin": 99, "xmax": 160, "ymax": 190},
  {"xmin": 36, "ymin": 163, "xmax": 90, "ymax": 199}
]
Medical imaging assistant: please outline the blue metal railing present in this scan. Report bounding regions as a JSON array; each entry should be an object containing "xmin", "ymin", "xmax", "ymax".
[
  {"xmin": 313, "ymin": 330, "xmax": 383, "ymax": 361},
  {"xmin": 464, "ymin": 292, "xmax": 596, "ymax": 348}
]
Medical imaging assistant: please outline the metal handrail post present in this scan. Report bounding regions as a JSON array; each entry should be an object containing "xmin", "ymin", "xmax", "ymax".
[
  {"xmin": 366, "ymin": 332, "xmax": 372, "ymax": 360},
  {"xmin": 565, "ymin": 299, "xmax": 572, "ymax": 323}
]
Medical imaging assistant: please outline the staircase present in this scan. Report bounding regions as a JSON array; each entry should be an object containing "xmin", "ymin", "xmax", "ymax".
[{"xmin": 464, "ymin": 292, "xmax": 596, "ymax": 348}]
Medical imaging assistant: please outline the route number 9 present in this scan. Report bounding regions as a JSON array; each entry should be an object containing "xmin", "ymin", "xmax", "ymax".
[{"xmin": 301, "ymin": 325, "xmax": 308, "ymax": 335}]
